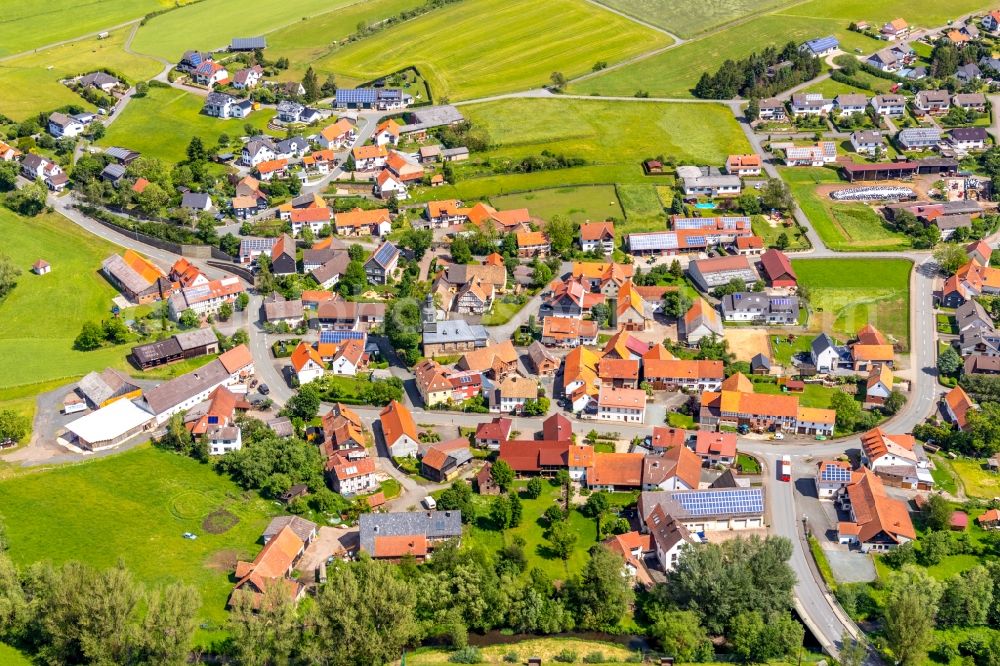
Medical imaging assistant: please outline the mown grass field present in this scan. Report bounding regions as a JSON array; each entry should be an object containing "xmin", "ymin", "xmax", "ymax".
[
  {"xmin": 592, "ymin": 0, "xmax": 795, "ymax": 37},
  {"xmin": 0, "ymin": 643, "xmax": 32, "ymax": 665},
  {"xmin": 751, "ymin": 215, "xmax": 810, "ymax": 250},
  {"xmin": 571, "ymin": 0, "xmax": 996, "ymax": 98},
  {"xmin": 0, "ymin": 209, "xmax": 130, "ymax": 393},
  {"xmin": 408, "ymin": 637, "xmax": 638, "ymax": 665},
  {"xmin": 0, "ymin": 0, "xmax": 182, "ymax": 57},
  {"xmin": 491, "ymin": 185, "xmax": 623, "ymax": 224},
  {"xmin": 0, "ymin": 31, "xmax": 163, "ymax": 121},
  {"xmin": 99, "ymin": 86, "xmax": 275, "ymax": 164},
  {"xmin": 265, "ymin": 0, "xmax": 427, "ymax": 77},
  {"xmin": 792, "ymin": 258, "xmax": 911, "ymax": 350},
  {"xmin": 0, "ymin": 446, "xmax": 277, "ymax": 645},
  {"xmin": 781, "ymin": 167, "xmax": 912, "ymax": 251},
  {"xmin": 464, "ymin": 98, "xmax": 747, "ymax": 166},
  {"xmin": 313, "ymin": 0, "xmax": 672, "ymax": 101},
  {"xmin": 130, "ymin": 0, "xmax": 357, "ymax": 61}
]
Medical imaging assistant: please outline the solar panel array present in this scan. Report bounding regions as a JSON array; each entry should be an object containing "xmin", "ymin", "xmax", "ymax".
[
  {"xmin": 821, "ymin": 465, "xmax": 852, "ymax": 482},
  {"xmin": 671, "ymin": 488, "xmax": 764, "ymax": 516},
  {"xmin": 628, "ymin": 232, "xmax": 676, "ymax": 251},
  {"xmin": 336, "ymin": 88, "xmax": 378, "ymax": 104},
  {"xmin": 372, "ymin": 242, "xmax": 398, "ymax": 267},
  {"xmin": 320, "ymin": 330, "xmax": 365, "ymax": 344},
  {"xmin": 673, "ymin": 216, "xmax": 750, "ymax": 230}
]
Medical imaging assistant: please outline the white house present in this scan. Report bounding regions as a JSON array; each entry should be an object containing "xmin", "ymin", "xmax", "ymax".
[
  {"xmin": 870, "ymin": 94, "xmax": 906, "ymax": 117},
  {"xmin": 241, "ymin": 138, "xmax": 277, "ymax": 167},
  {"xmin": 373, "ymin": 170, "xmax": 408, "ymax": 200},
  {"xmin": 208, "ymin": 427, "xmax": 242, "ymax": 455},
  {"xmin": 330, "ymin": 339, "xmax": 365, "ymax": 376},
  {"xmin": 834, "ymin": 93, "xmax": 869, "ymax": 116},
  {"xmin": 48, "ymin": 112, "xmax": 85, "ymax": 138},
  {"xmin": 291, "ymin": 343, "xmax": 325, "ymax": 385},
  {"xmin": 850, "ymin": 130, "xmax": 883, "ymax": 156},
  {"xmin": 810, "ymin": 333, "xmax": 841, "ymax": 373},
  {"xmin": 815, "ymin": 460, "xmax": 852, "ymax": 498},
  {"xmin": 597, "ymin": 386, "xmax": 646, "ymax": 423}
]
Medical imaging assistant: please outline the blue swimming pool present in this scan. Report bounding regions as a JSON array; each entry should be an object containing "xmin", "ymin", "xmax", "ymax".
[{"xmin": 694, "ymin": 202, "xmax": 715, "ymax": 209}]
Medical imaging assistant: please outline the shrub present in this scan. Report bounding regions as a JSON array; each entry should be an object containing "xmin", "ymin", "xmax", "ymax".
[
  {"xmin": 583, "ymin": 652, "xmax": 606, "ymax": 663},
  {"xmin": 503, "ymin": 653, "xmax": 519, "ymax": 663},
  {"xmin": 554, "ymin": 649, "xmax": 578, "ymax": 663},
  {"xmin": 449, "ymin": 647, "xmax": 482, "ymax": 664}
]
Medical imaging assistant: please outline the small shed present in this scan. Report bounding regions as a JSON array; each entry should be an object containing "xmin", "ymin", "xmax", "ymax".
[
  {"xmin": 950, "ymin": 510, "xmax": 969, "ymax": 531},
  {"xmin": 978, "ymin": 508, "xmax": 1000, "ymax": 530},
  {"xmin": 988, "ymin": 456, "xmax": 1000, "ymax": 471},
  {"xmin": 476, "ymin": 462, "xmax": 500, "ymax": 495},
  {"xmin": 750, "ymin": 353, "xmax": 771, "ymax": 375},
  {"xmin": 366, "ymin": 491, "xmax": 386, "ymax": 510},
  {"xmin": 644, "ymin": 159, "xmax": 663, "ymax": 174},
  {"xmin": 280, "ymin": 484, "xmax": 309, "ymax": 504},
  {"xmin": 32, "ymin": 259, "xmax": 51, "ymax": 275}
]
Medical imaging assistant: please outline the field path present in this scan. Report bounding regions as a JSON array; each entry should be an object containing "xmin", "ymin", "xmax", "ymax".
[
  {"xmin": 0, "ymin": 18, "xmax": 143, "ymax": 64},
  {"xmin": 578, "ymin": 0, "xmax": 684, "ymax": 41},
  {"xmin": 455, "ymin": 88, "xmax": 737, "ymax": 106}
]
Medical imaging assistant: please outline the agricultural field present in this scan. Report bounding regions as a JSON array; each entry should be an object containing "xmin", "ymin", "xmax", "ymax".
[
  {"xmin": 592, "ymin": 0, "xmax": 796, "ymax": 37},
  {"xmin": 0, "ymin": 31, "xmax": 163, "ymax": 121},
  {"xmin": 0, "ymin": 446, "xmax": 277, "ymax": 645},
  {"xmin": 615, "ymin": 183, "xmax": 666, "ymax": 234},
  {"xmin": 464, "ymin": 98, "xmax": 748, "ymax": 167},
  {"xmin": 265, "ymin": 0, "xmax": 427, "ymax": 77},
  {"xmin": 0, "ymin": 209, "xmax": 130, "ymax": 393},
  {"xmin": 99, "ymin": 86, "xmax": 275, "ymax": 164},
  {"xmin": 313, "ymin": 0, "xmax": 672, "ymax": 101},
  {"xmin": 130, "ymin": 0, "xmax": 357, "ymax": 61},
  {"xmin": 0, "ymin": 0, "xmax": 184, "ymax": 58},
  {"xmin": 781, "ymin": 168, "xmax": 912, "ymax": 251},
  {"xmin": 490, "ymin": 185, "xmax": 623, "ymax": 224},
  {"xmin": 571, "ymin": 0, "xmax": 996, "ymax": 98},
  {"xmin": 792, "ymin": 258, "xmax": 911, "ymax": 350}
]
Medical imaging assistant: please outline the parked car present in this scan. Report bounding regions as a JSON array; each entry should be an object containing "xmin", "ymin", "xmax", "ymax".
[{"xmin": 258, "ymin": 383, "xmax": 270, "ymax": 395}]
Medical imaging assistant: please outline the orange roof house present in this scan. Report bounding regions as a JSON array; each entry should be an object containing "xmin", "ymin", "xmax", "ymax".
[
  {"xmin": 379, "ymin": 399, "xmax": 419, "ymax": 457},
  {"xmin": 353, "ymin": 144, "xmax": 388, "ymax": 161},
  {"xmin": 230, "ymin": 525, "xmax": 305, "ymax": 607},
  {"xmin": 944, "ymin": 385, "xmax": 976, "ymax": 430},
  {"xmin": 589, "ymin": 452, "xmax": 646, "ymax": 489},
  {"xmin": 856, "ymin": 324, "xmax": 888, "ymax": 346},
  {"xmin": 122, "ymin": 249, "xmax": 165, "ymax": 283},
  {"xmin": 457, "ymin": 340, "xmax": 519, "ymax": 378},
  {"xmin": 839, "ymin": 468, "xmax": 915, "ymax": 550}
]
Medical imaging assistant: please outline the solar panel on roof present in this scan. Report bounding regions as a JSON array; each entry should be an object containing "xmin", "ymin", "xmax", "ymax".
[
  {"xmin": 670, "ymin": 488, "xmax": 763, "ymax": 516},
  {"xmin": 821, "ymin": 466, "xmax": 852, "ymax": 482},
  {"xmin": 320, "ymin": 330, "xmax": 365, "ymax": 344},
  {"xmin": 373, "ymin": 242, "xmax": 398, "ymax": 266}
]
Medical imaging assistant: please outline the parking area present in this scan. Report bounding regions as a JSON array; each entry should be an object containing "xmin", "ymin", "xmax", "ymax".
[
  {"xmin": 298, "ymin": 526, "xmax": 358, "ymax": 583},
  {"xmin": 825, "ymin": 549, "xmax": 877, "ymax": 583}
]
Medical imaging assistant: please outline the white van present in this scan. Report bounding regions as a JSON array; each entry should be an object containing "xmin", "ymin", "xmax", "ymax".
[{"xmin": 422, "ymin": 496, "xmax": 437, "ymax": 510}]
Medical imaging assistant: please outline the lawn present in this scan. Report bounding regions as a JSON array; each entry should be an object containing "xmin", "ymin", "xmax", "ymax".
[
  {"xmin": 570, "ymin": 0, "xmax": 996, "ymax": 98},
  {"xmin": 130, "ymin": 0, "xmax": 358, "ymax": 61},
  {"xmin": 792, "ymin": 258, "xmax": 911, "ymax": 350},
  {"xmin": 781, "ymin": 168, "xmax": 912, "ymax": 251},
  {"xmin": 753, "ymin": 380, "xmax": 841, "ymax": 409},
  {"xmin": 99, "ymin": 86, "xmax": 275, "ymax": 164},
  {"xmin": 751, "ymin": 215, "xmax": 810, "ymax": 251},
  {"xmin": 929, "ymin": 455, "xmax": 959, "ymax": 496},
  {"xmin": 770, "ymin": 333, "xmax": 813, "ymax": 367},
  {"xmin": 0, "ymin": 643, "xmax": 32, "ymax": 666},
  {"xmin": 0, "ymin": 0, "xmax": 186, "ymax": 58},
  {"xmin": 736, "ymin": 452, "xmax": 761, "ymax": 474},
  {"xmin": 667, "ymin": 412, "xmax": 696, "ymax": 429},
  {"xmin": 950, "ymin": 458, "xmax": 1000, "ymax": 499},
  {"xmin": 0, "ymin": 31, "xmax": 164, "ymax": 121},
  {"xmin": 0, "ymin": 446, "xmax": 277, "ymax": 645},
  {"xmin": 467, "ymin": 480, "xmax": 599, "ymax": 580},
  {"xmin": 132, "ymin": 353, "xmax": 219, "ymax": 381},
  {"xmin": 312, "ymin": 0, "xmax": 672, "ymax": 101},
  {"xmin": 591, "ymin": 0, "xmax": 798, "ymax": 37},
  {"xmin": 0, "ymin": 208, "xmax": 132, "ymax": 393},
  {"xmin": 490, "ymin": 185, "xmax": 623, "ymax": 225},
  {"xmin": 481, "ymin": 297, "xmax": 529, "ymax": 326}
]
